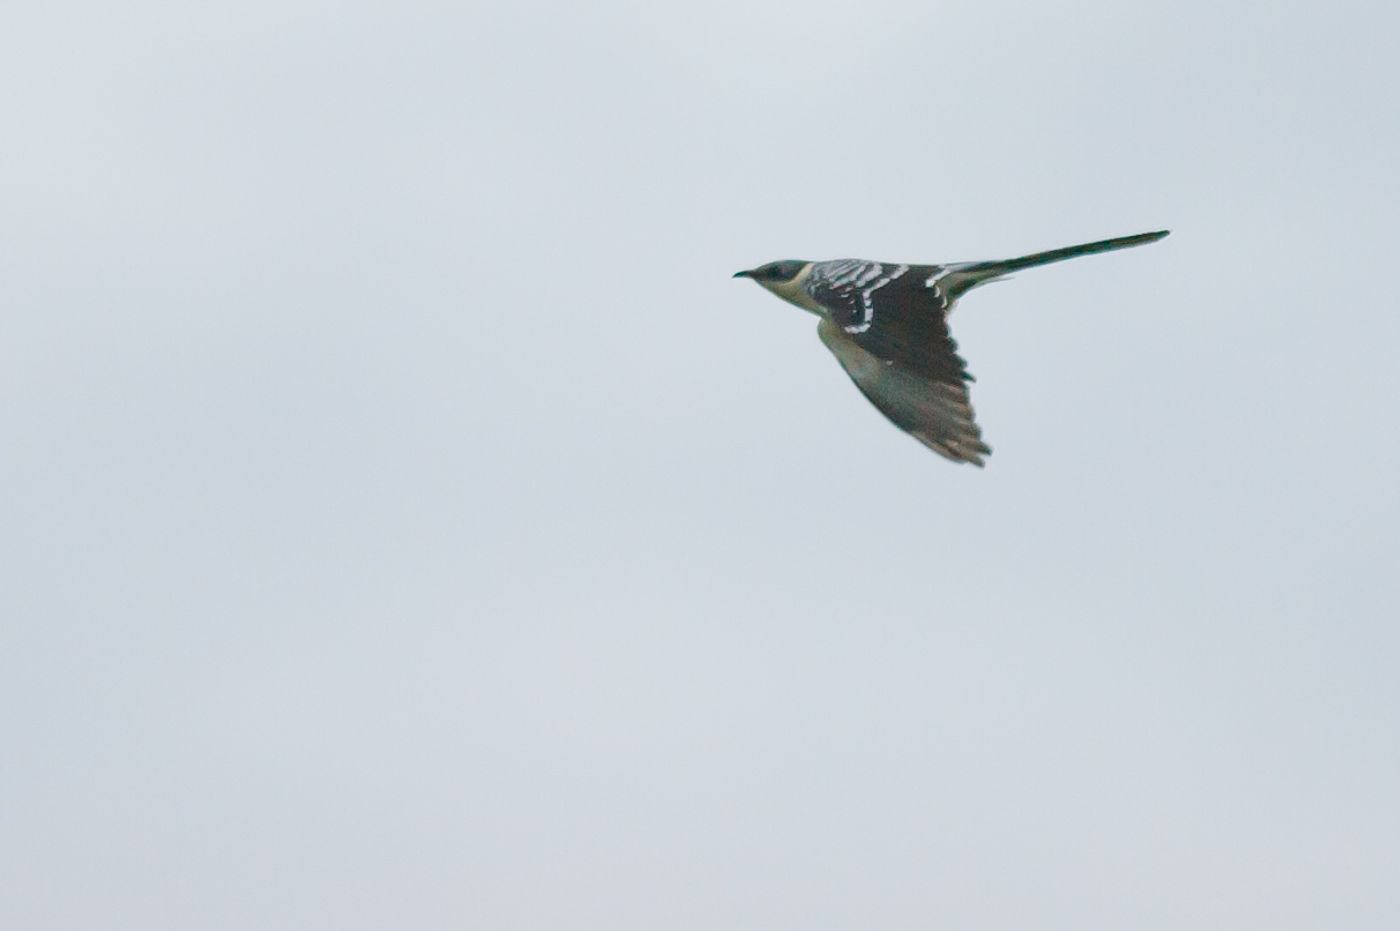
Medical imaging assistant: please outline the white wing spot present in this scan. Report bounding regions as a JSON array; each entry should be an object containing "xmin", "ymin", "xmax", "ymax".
[
  {"xmin": 845, "ymin": 263, "xmax": 909, "ymax": 334},
  {"xmin": 824, "ymin": 259, "xmax": 871, "ymax": 287},
  {"xmin": 923, "ymin": 266, "xmax": 951, "ymax": 311},
  {"xmin": 854, "ymin": 264, "xmax": 883, "ymax": 287}
]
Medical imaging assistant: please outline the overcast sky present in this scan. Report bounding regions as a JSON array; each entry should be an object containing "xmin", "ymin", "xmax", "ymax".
[{"xmin": 2, "ymin": 1, "xmax": 1398, "ymax": 928}]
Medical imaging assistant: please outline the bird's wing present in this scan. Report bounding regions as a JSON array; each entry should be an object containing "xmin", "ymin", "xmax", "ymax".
[
  {"xmin": 804, "ymin": 260, "xmax": 965, "ymax": 382},
  {"xmin": 800, "ymin": 235, "xmax": 1170, "ymax": 463},
  {"xmin": 805, "ymin": 260, "xmax": 989, "ymax": 464},
  {"xmin": 817, "ymin": 318, "xmax": 990, "ymax": 466}
]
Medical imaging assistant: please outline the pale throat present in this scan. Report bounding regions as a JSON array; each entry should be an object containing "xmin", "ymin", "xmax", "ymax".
[{"xmin": 760, "ymin": 263, "xmax": 823, "ymax": 316}]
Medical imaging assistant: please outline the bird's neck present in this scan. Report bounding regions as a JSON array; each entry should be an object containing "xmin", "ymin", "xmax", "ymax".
[{"xmin": 761, "ymin": 263, "xmax": 823, "ymax": 316}]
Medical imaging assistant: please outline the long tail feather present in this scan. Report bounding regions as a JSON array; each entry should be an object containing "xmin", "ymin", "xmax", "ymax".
[
  {"xmin": 943, "ymin": 230, "xmax": 1169, "ymax": 297},
  {"xmin": 984, "ymin": 230, "xmax": 1170, "ymax": 274}
]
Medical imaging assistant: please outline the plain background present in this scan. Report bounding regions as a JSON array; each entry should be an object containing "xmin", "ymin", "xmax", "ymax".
[{"xmin": 3, "ymin": 1, "xmax": 1398, "ymax": 928}]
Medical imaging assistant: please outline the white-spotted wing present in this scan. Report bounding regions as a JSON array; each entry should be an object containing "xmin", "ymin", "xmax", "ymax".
[{"xmin": 807, "ymin": 261, "xmax": 991, "ymax": 465}]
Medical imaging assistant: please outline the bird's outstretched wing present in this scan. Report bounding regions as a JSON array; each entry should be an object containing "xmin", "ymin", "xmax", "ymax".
[
  {"xmin": 786, "ymin": 232, "xmax": 1169, "ymax": 465},
  {"xmin": 804, "ymin": 260, "xmax": 962, "ymax": 377},
  {"xmin": 806, "ymin": 260, "xmax": 989, "ymax": 464},
  {"xmin": 815, "ymin": 317, "xmax": 990, "ymax": 467}
]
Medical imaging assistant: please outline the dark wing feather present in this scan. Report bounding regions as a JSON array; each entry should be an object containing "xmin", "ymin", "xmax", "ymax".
[
  {"xmin": 807, "ymin": 261, "xmax": 989, "ymax": 464},
  {"xmin": 817, "ymin": 318, "xmax": 991, "ymax": 466},
  {"xmin": 806, "ymin": 261, "xmax": 969, "ymax": 384},
  {"xmin": 801, "ymin": 233, "xmax": 1170, "ymax": 463}
]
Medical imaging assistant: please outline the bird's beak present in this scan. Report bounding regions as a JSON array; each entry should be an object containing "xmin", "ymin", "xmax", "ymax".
[{"xmin": 733, "ymin": 269, "xmax": 754, "ymax": 278}]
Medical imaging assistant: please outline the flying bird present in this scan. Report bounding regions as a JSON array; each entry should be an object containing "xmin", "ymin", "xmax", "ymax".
[{"xmin": 734, "ymin": 230, "xmax": 1168, "ymax": 465}]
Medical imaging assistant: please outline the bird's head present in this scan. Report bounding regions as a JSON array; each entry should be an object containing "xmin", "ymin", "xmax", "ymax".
[
  {"xmin": 733, "ymin": 259, "xmax": 820, "ymax": 313},
  {"xmin": 733, "ymin": 260, "xmax": 807, "ymax": 284}
]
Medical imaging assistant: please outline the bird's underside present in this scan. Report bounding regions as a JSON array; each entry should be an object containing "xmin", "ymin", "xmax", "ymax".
[{"xmin": 737, "ymin": 231, "xmax": 1169, "ymax": 466}]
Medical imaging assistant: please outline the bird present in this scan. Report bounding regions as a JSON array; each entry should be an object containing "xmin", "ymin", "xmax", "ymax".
[{"xmin": 734, "ymin": 230, "xmax": 1169, "ymax": 466}]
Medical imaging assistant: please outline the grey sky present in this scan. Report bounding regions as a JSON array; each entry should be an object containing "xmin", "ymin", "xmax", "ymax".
[{"xmin": 2, "ymin": 1, "xmax": 1397, "ymax": 928}]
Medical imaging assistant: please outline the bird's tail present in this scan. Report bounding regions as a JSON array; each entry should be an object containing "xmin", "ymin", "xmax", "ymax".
[{"xmin": 941, "ymin": 230, "xmax": 1169, "ymax": 298}]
